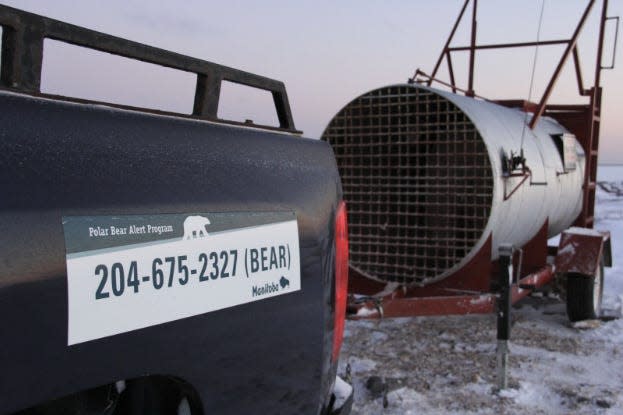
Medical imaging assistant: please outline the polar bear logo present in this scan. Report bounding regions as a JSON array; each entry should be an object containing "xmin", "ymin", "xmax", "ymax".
[{"xmin": 183, "ymin": 215, "xmax": 211, "ymax": 240}]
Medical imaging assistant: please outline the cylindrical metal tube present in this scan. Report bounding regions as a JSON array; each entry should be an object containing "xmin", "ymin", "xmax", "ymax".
[{"xmin": 322, "ymin": 84, "xmax": 585, "ymax": 285}]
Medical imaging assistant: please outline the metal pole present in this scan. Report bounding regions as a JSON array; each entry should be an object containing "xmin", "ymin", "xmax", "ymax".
[
  {"xmin": 497, "ymin": 244, "xmax": 513, "ymax": 391},
  {"xmin": 467, "ymin": 0, "xmax": 477, "ymax": 97},
  {"xmin": 428, "ymin": 0, "xmax": 470, "ymax": 83},
  {"xmin": 594, "ymin": 0, "xmax": 609, "ymax": 89},
  {"xmin": 529, "ymin": 0, "xmax": 596, "ymax": 129}
]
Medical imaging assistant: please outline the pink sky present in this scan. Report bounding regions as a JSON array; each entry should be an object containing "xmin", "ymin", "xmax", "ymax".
[{"xmin": 4, "ymin": 0, "xmax": 622, "ymax": 162}]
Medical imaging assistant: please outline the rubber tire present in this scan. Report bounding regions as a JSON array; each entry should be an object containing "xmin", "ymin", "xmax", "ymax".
[
  {"xmin": 566, "ymin": 260, "xmax": 604, "ymax": 322},
  {"xmin": 115, "ymin": 377, "xmax": 187, "ymax": 415}
]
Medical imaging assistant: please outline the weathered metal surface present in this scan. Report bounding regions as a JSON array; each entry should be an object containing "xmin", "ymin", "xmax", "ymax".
[
  {"xmin": 413, "ymin": 0, "xmax": 616, "ymax": 231},
  {"xmin": 348, "ymin": 265, "xmax": 555, "ymax": 319},
  {"xmin": 0, "ymin": 4, "xmax": 299, "ymax": 133},
  {"xmin": 510, "ymin": 266, "xmax": 555, "ymax": 303},
  {"xmin": 555, "ymin": 227, "xmax": 611, "ymax": 276},
  {"xmin": 341, "ymin": 0, "xmax": 613, "ymax": 319},
  {"xmin": 350, "ymin": 293, "xmax": 496, "ymax": 319},
  {"xmin": 323, "ymin": 83, "xmax": 585, "ymax": 285}
]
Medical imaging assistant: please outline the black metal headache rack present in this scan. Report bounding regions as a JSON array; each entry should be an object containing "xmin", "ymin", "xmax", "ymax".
[{"xmin": 0, "ymin": 4, "xmax": 299, "ymax": 133}]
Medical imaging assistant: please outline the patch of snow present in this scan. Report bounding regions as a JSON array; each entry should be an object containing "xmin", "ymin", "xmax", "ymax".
[
  {"xmin": 355, "ymin": 306, "xmax": 379, "ymax": 317},
  {"xmin": 470, "ymin": 294, "xmax": 493, "ymax": 305},
  {"xmin": 332, "ymin": 376, "xmax": 353, "ymax": 409},
  {"xmin": 557, "ymin": 243, "xmax": 576, "ymax": 256},
  {"xmin": 115, "ymin": 380, "xmax": 126, "ymax": 394},
  {"xmin": 566, "ymin": 226, "xmax": 605, "ymax": 237},
  {"xmin": 549, "ymin": 234, "xmax": 561, "ymax": 245},
  {"xmin": 597, "ymin": 165, "xmax": 623, "ymax": 182},
  {"xmin": 177, "ymin": 398, "xmax": 191, "ymax": 415},
  {"xmin": 370, "ymin": 330, "xmax": 389, "ymax": 342},
  {"xmin": 506, "ymin": 381, "xmax": 566, "ymax": 413},
  {"xmin": 374, "ymin": 282, "xmax": 402, "ymax": 297},
  {"xmin": 345, "ymin": 357, "xmax": 377, "ymax": 374},
  {"xmin": 571, "ymin": 319, "xmax": 601, "ymax": 330}
]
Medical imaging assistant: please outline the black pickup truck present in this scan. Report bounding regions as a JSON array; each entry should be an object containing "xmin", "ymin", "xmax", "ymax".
[{"xmin": 0, "ymin": 5, "xmax": 352, "ymax": 415}]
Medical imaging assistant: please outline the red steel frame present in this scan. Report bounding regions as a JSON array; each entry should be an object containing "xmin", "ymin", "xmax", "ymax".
[{"xmin": 349, "ymin": 0, "xmax": 616, "ymax": 318}]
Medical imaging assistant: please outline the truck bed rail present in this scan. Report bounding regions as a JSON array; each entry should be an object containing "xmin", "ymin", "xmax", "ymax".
[{"xmin": 0, "ymin": 4, "xmax": 299, "ymax": 133}]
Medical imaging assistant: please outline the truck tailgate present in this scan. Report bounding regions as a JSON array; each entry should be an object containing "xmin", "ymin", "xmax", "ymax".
[{"xmin": 0, "ymin": 91, "xmax": 342, "ymax": 414}]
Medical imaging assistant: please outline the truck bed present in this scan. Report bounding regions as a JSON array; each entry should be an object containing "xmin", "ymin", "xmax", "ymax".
[{"xmin": 0, "ymin": 89, "xmax": 343, "ymax": 413}]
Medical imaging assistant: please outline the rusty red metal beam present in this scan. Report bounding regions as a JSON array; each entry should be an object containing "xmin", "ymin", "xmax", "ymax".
[
  {"xmin": 349, "ymin": 265, "xmax": 555, "ymax": 319},
  {"xmin": 467, "ymin": 0, "xmax": 478, "ymax": 96},
  {"xmin": 511, "ymin": 266, "xmax": 555, "ymax": 303},
  {"xmin": 503, "ymin": 172, "xmax": 531, "ymax": 201},
  {"xmin": 413, "ymin": 69, "xmax": 489, "ymax": 100},
  {"xmin": 449, "ymin": 39, "xmax": 569, "ymax": 51},
  {"xmin": 422, "ymin": 0, "xmax": 606, "ymax": 133},
  {"xmin": 595, "ymin": 0, "xmax": 609, "ymax": 88},
  {"xmin": 428, "ymin": 0, "xmax": 471, "ymax": 82},
  {"xmin": 446, "ymin": 51, "xmax": 457, "ymax": 93},
  {"xmin": 572, "ymin": 47, "xmax": 589, "ymax": 96},
  {"xmin": 381, "ymin": 294, "xmax": 496, "ymax": 318},
  {"xmin": 495, "ymin": 99, "xmax": 538, "ymax": 113},
  {"xmin": 544, "ymin": 104, "xmax": 590, "ymax": 111},
  {"xmin": 529, "ymin": 0, "xmax": 596, "ymax": 129}
]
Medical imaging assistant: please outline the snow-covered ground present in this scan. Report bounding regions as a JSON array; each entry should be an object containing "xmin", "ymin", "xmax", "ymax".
[{"xmin": 339, "ymin": 172, "xmax": 623, "ymax": 414}]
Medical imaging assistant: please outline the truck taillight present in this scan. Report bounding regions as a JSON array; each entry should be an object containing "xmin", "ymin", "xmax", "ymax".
[{"xmin": 332, "ymin": 201, "xmax": 349, "ymax": 362}]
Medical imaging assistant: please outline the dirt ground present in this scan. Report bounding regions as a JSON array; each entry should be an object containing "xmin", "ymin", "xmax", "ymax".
[{"xmin": 338, "ymin": 295, "xmax": 623, "ymax": 414}]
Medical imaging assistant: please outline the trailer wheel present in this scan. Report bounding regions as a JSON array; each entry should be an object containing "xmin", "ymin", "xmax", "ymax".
[{"xmin": 566, "ymin": 259, "xmax": 604, "ymax": 322}]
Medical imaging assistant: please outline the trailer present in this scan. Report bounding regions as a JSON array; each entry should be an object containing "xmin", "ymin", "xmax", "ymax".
[{"xmin": 322, "ymin": 0, "xmax": 618, "ymax": 323}]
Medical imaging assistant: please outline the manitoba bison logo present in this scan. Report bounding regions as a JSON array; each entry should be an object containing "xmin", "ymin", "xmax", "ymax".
[
  {"xmin": 183, "ymin": 215, "xmax": 211, "ymax": 240},
  {"xmin": 279, "ymin": 276, "xmax": 290, "ymax": 289}
]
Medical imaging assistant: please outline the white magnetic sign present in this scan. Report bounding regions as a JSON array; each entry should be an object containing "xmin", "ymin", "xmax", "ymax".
[{"xmin": 63, "ymin": 212, "xmax": 300, "ymax": 345}]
